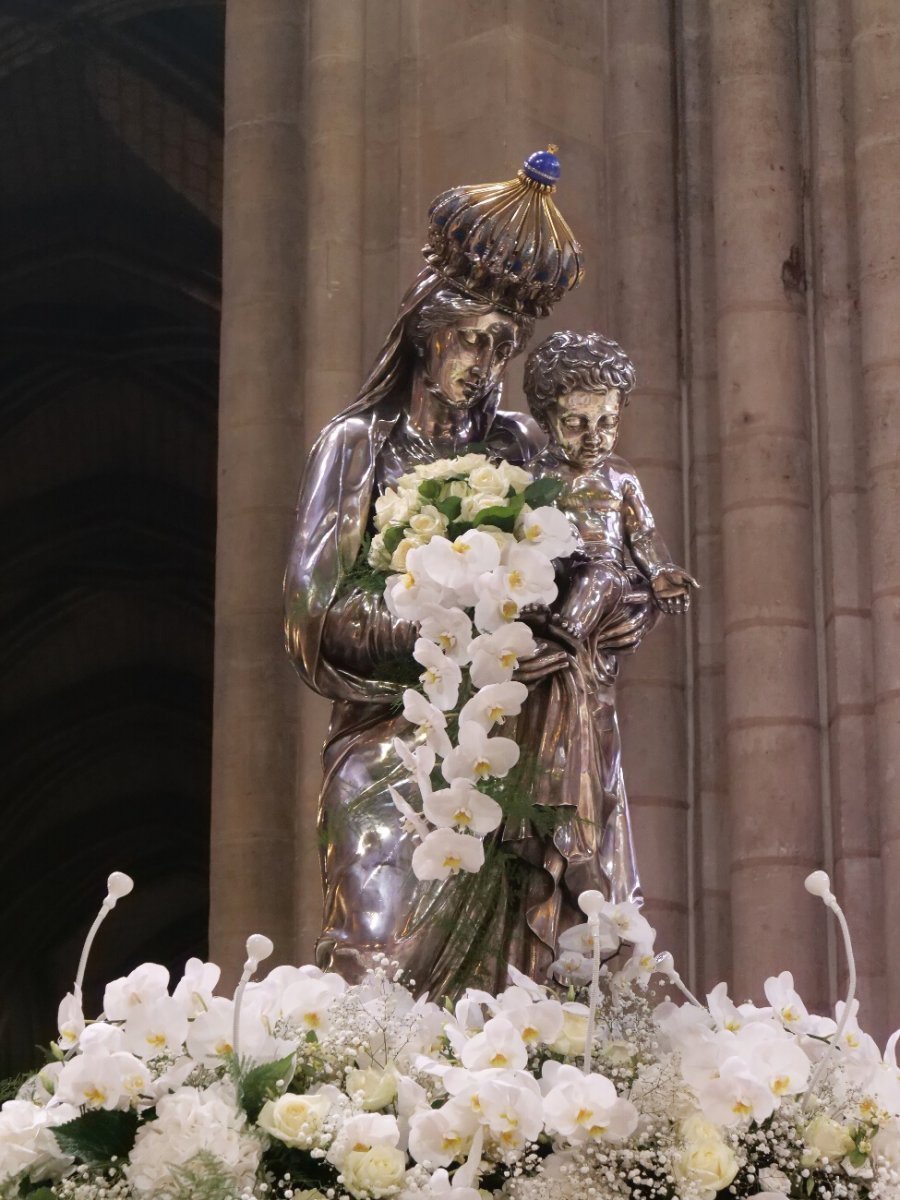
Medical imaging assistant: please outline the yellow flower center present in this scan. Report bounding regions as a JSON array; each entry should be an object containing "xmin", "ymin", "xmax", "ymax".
[
  {"xmin": 487, "ymin": 704, "xmax": 505, "ymax": 723},
  {"xmin": 438, "ymin": 633, "xmax": 455, "ymax": 651},
  {"xmin": 489, "ymin": 1052, "xmax": 509, "ymax": 1068},
  {"xmin": 403, "ymin": 572, "xmax": 415, "ymax": 590},
  {"xmin": 215, "ymin": 1039, "xmax": 233, "ymax": 1054},
  {"xmin": 845, "ymin": 1032, "xmax": 859, "ymax": 1048},
  {"xmin": 508, "ymin": 570, "xmax": 524, "ymax": 589},
  {"xmin": 525, "ymin": 525, "xmax": 541, "ymax": 541},
  {"xmin": 441, "ymin": 1133, "xmax": 464, "ymax": 1152},
  {"xmin": 732, "ymin": 1100, "xmax": 752, "ymax": 1116},
  {"xmin": 424, "ymin": 668, "xmax": 440, "ymax": 685},
  {"xmin": 453, "ymin": 542, "xmax": 470, "ymax": 555},
  {"xmin": 522, "ymin": 1025, "xmax": 539, "ymax": 1043},
  {"xmin": 84, "ymin": 1087, "xmax": 108, "ymax": 1106},
  {"xmin": 473, "ymin": 758, "xmax": 491, "ymax": 777},
  {"xmin": 772, "ymin": 1075, "xmax": 791, "ymax": 1095},
  {"xmin": 304, "ymin": 1012, "xmax": 322, "ymax": 1028},
  {"xmin": 500, "ymin": 600, "xmax": 518, "ymax": 620},
  {"xmin": 453, "ymin": 808, "xmax": 472, "ymax": 826},
  {"xmin": 782, "ymin": 1006, "xmax": 800, "ymax": 1024},
  {"xmin": 499, "ymin": 650, "xmax": 517, "ymax": 668},
  {"xmin": 146, "ymin": 1032, "xmax": 167, "ymax": 1049},
  {"xmin": 442, "ymin": 854, "xmax": 462, "ymax": 872}
]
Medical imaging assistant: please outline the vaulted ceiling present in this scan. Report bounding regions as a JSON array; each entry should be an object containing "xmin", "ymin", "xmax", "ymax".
[{"xmin": 0, "ymin": 0, "xmax": 223, "ymax": 1073}]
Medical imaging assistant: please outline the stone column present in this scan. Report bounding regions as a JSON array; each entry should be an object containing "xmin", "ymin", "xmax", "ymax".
[
  {"xmin": 677, "ymin": 0, "xmax": 730, "ymax": 993},
  {"xmin": 710, "ymin": 1, "xmax": 827, "ymax": 1008},
  {"xmin": 209, "ymin": 0, "xmax": 306, "ymax": 981},
  {"xmin": 605, "ymin": 1, "xmax": 689, "ymax": 966},
  {"xmin": 293, "ymin": 0, "xmax": 368, "ymax": 961},
  {"xmin": 807, "ymin": 0, "xmax": 884, "ymax": 1030},
  {"xmin": 849, "ymin": 0, "xmax": 900, "ymax": 1020}
]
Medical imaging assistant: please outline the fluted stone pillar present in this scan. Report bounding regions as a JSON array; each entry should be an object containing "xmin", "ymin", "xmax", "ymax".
[
  {"xmin": 807, "ymin": 0, "xmax": 884, "ymax": 1030},
  {"xmin": 605, "ymin": 1, "xmax": 689, "ymax": 967},
  {"xmin": 293, "ymin": 0, "xmax": 368, "ymax": 962},
  {"xmin": 210, "ymin": 0, "xmax": 306, "ymax": 980},
  {"xmin": 849, "ymin": 0, "xmax": 900, "ymax": 1020},
  {"xmin": 710, "ymin": 1, "xmax": 826, "ymax": 1008},
  {"xmin": 678, "ymin": 0, "xmax": 729, "ymax": 993}
]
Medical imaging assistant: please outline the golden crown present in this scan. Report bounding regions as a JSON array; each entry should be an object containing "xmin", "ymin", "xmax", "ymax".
[{"xmin": 423, "ymin": 148, "xmax": 585, "ymax": 319}]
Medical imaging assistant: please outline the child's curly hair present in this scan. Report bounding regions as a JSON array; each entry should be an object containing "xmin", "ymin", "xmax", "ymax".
[{"xmin": 523, "ymin": 330, "xmax": 636, "ymax": 418}]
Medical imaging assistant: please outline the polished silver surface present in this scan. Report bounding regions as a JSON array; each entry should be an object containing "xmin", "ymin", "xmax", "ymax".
[{"xmin": 283, "ymin": 287, "xmax": 685, "ymax": 997}]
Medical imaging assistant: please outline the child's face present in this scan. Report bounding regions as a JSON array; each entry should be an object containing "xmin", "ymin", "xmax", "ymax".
[{"xmin": 546, "ymin": 387, "xmax": 622, "ymax": 468}]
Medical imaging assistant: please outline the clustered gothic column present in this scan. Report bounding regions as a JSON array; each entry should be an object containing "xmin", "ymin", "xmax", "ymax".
[
  {"xmin": 709, "ymin": 1, "xmax": 827, "ymax": 1009},
  {"xmin": 210, "ymin": 1, "xmax": 900, "ymax": 1031},
  {"xmin": 850, "ymin": 0, "xmax": 900, "ymax": 1021},
  {"xmin": 209, "ymin": 0, "xmax": 306, "ymax": 980},
  {"xmin": 605, "ymin": 2, "xmax": 689, "ymax": 969}
]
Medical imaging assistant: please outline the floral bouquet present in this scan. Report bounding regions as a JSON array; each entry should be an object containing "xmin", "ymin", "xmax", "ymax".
[
  {"xmin": 1, "ymin": 872, "xmax": 898, "ymax": 1200},
  {"xmin": 362, "ymin": 454, "xmax": 579, "ymax": 882}
]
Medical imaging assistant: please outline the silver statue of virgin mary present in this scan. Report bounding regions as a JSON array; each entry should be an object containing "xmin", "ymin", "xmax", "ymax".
[{"xmin": 284, "ymin": 150, "xmax": 657, "ymax": 997}]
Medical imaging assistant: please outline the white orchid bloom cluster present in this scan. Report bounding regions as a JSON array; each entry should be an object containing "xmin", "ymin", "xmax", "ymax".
[
  {"xmin": 363, "ymin": 454, "xmax": 578, "ymax": 882},
  {"xmin": 5, "ymin": 927, "xmax": 900, "ymax": 1200}
]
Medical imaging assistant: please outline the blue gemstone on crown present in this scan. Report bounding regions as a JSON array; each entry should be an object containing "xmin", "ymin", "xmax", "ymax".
[{"xmin": 522, "ymin": 148, "xmax": 561, "ymax": 185}]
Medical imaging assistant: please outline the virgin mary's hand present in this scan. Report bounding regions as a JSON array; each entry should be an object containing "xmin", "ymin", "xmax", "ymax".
[{"xmin": 515, "ymin": 638, "xmax": 570, "ymax": 684}]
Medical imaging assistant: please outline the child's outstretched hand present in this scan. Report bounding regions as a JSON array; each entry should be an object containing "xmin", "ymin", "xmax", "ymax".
[{"xmin": 651, "ymin": 566, "xmax": 700, "ymax": 615}]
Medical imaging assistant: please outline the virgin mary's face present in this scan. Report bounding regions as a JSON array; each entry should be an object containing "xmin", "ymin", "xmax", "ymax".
[{"xmin": 422, "ymin": 311, "xmax": 520, "ymax": 409}]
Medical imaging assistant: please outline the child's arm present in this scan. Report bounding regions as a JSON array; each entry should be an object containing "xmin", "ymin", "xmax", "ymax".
[{"xmin": 623, "ymin": 470, "xmax": 699, "ymax": 615}]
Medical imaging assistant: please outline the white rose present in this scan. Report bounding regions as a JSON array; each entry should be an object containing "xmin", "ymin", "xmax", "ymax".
[
  {"xmin": 497, "ymin": 461, "xmax": 532, "ymax": 494},
  {"xmin": 341, "ymin": 1144, "xmax": 407, "ymax": 1198},
  {"xmin": 389, "ymin": 535, "xmax": 425, "ymax": 572},
  {"xmin": 803, "ymin": 1113, "xmax": 856, "ymax": 1163},
  {"xmin": 468, "ymin": 464, "xmax": 509, "ymax": 496},
  {"xmin": 374, "ymin": 488, "xmax": 418, "ymax": 532},
  {"xmin": 674, "ymin": 1136, "xmax": 739, "ymax": 1199},
  {"xmin": 452, "ymin": 453, "xmax": 490, "ymax": 473},
  {"xmin": 447, "ymin": 479, "xmax": 471, "ymax": 500},
  {"xmin": 459, "ymin": 493, "xmax": 507, "ymax": 523},
  {"xmin": 408, "ymin": 505, "xmax": 449, "ymax": 540},
  {"xmin": 258, "ymin": 1092, "xmax": 331, "ymax": 1148},
  {"xmin": 680, "ymin": 1114, "xmax": 725, "ymax": 1143},
  {"xmin": 548, "ymin": 1006, "xmax": 590, "ymax": 1057},
  {"xmin": 346, "ymin": 1066, "xmax": 398, "ymax": 1112},
  {"xmin": 368, "ymin": 534, "xmax": 392, "ymax": 571}
]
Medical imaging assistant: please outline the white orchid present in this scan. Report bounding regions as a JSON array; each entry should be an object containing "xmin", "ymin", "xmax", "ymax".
[
  {"xmin": 56, "ymin": 1051, "xmax": 151, "ymax": 1111},
  {"xmin": 408, "ymin": 1103, "xmax": 479, "ymax": 1168},
  {"xmin": 423, "ymin": 779, "xmax": 503, "ymax": 835},
  {"xmin": 389, "ymin": 785, "xmax": 431, "ymax": 840},
  {"xmin": 122, "ymin": 995, "xmax": 189, "ymax": 1060},
  {"xmin": 172, "ymin": 958, "xmax": 221, "ymax": 1018},
  {"xmin": 418, "ymin": 605, "xmax": 473, "ymax": 665},
  {"xmin": 459, "ymin": 1016, "xmax": 528, "ymax": 1073},
  {"xmin": 56, "ymin": 990, "xmax": 84, "ymax": 1050},
  {"xmin": 516, "ymin": 506, "xmax": 578, "ymax": 559},
  {"xmin": 490, "ymin": 544, "xmax": 559, "ymax": 608},
  {"xmin": 558, "ymin": 918, "xmax": 621, "ymax": 958},
  {"xmin": 468, "ymin": 623, "xmax": 536, "ymax": 687},
  {"xmin": 764, "ymin": 971, "xmax": 810, "ymax": 1033},
  {"xmin": 418, "ymin": 531, "xmax": 501, "ymax": 602},
  {"xmin": 103, "ymin": 963, "xmax": 170, "ymax": 1021},
  {"xmin": 411, "ymin": 829, "xmax": 485, "ymax": 880},
  {"xmin": 476, "ymin": 1074, "xmax": 544, "ymax": 1156},
  {"xmin": 402, "ymin": 689, "xmax": 453, "ymax": 756},
  {"xmin": 458, "ymin": 681, "xmax": 528, "ymax": 731},
  {"xmin": 414, "ymin": 638, "xmax": 462, "ymax": 711},
  {"xmin": 393, "ymin": 738, "xmax": 436, "ymax": 803},
  {"xmin": 542, "ymin": 1061, "xmax": 638, "ymax": 1142},
  {"xmin": 441, "ymin": 722, "xmax": 519, "ymax": 783},
  {"xmin": 383, "ymin": 548, "xmax": 446, "ymax": 620},
  {"xmin": 692, "ymin": 1055, "xmax": 777, "ymax": 1126}
]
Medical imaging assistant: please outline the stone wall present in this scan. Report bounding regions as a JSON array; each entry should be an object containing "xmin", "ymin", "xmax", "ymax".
[{"xmin": 211, "ymin": 0, "xmax": 900, "ymax": 1037}]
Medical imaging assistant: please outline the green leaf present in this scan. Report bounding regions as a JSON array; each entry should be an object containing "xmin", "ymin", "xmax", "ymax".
[
  {"xmin": 52, "ymin": 1109, "xmax": 139, "ymax": 1166},
  {"xmin": 382, "ymin": 525, "xmax": 406, "ymax": 555},
  {"xmin": 238, "ymin": 1052, "xmax": 296, "ymax": 1122},
  {"xmin": 418, "ymin": 479, "xmax": 442, "ymax": 501},
  {"xmin": 848, "ymin": 1148, "xmax": 869, "ymax": 1168},
  {"xmin": 524, "ymin": 477, "xmax": 565, "ymax": 506},
  {"xmin": 472, "ymin": 504, "xmax": 519, "ymax": 532},
  {"xmin": 434, "ymin": 495, "xmax": 462, "ymax": 522},
  {"xmin": 24, "ymin": 1190, "xmax": 58, "ymax": 1200}
]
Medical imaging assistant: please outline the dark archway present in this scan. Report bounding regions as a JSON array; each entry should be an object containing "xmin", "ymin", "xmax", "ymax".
[{"xmin": 0, "ymin": 0, "xmax": 222, "ymax": 1073}]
